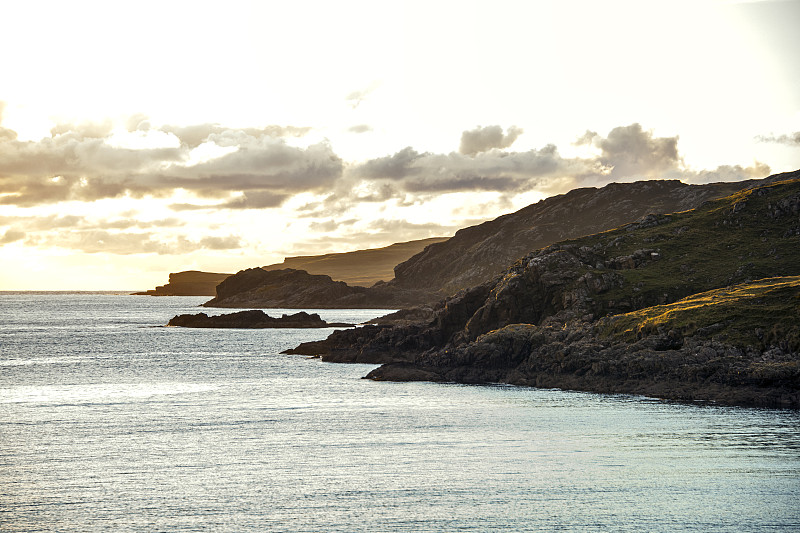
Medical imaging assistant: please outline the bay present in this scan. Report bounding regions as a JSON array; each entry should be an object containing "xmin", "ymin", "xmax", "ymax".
[{"xmin": 1, "ymin": 293, "xmax": 798, "ymax": 532}]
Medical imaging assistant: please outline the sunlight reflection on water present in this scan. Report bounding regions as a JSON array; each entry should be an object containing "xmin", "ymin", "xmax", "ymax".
[{"xmin": 1, "ymin": 294, "xmax": 799, "ymax": 532}]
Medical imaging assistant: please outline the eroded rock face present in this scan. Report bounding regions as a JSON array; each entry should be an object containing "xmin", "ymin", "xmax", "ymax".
[
  {"xmin": 203, "ymin": 268, "xmax": 437, "ymax": 309},
  {"xmin": 204, "ymin": 268, "xmax": 370, "ymax": 308},
  {"xmin": 389, "ymin": 179, "xmax": 763, "ymax": 295},
  {"xmin": 203, "ymin": 177, "xmax": 780, "ymax": 310},
  {"xmin": 286, "ymin": 174, "xmax": 800, "ymax": 408}
]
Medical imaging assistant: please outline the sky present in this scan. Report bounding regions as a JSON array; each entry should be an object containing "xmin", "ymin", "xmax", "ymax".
[{"xmin": 1, "ymin": 0, "xmax": 798, "ymax": 290}]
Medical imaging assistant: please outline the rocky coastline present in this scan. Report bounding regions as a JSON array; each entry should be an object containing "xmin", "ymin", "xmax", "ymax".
[
  {"xmin": 284, "ymin": 174, "xmax": 800, "ymax": 409},
  {"xmin": 168, "ymin": 310, "xmax": 354, "ymax": 329}
]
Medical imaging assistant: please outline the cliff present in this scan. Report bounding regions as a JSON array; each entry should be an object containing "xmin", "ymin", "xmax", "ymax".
[
  {"xmin": 137, "ymin": 236, "xmax": 447, "ymax": 298},
  {"xmin": 133, "ymin": 270, "xmax": 231, "ymax": 296},
  {"xmin": 202, "ymin": 268, "xmax": 436, "ymax": 309},
  {"xmin": 263, "ymin": 237, "xmax": 448, "ymax": 287},
  {"xmin": 287, "ymin": 171, "xmax": 800, "ymax": 408},
  {"xmin": 388, "ymin": 178, "xmax": 762, "ymax": 296},
  {"xmin": 206, "ymin": 178, "xmax": 761, "ymax": 309}
]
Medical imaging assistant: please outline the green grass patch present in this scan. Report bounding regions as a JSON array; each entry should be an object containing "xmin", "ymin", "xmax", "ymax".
[{"xmin": 598, "ymin": 275, "xmax": 800, "ymax": 350}]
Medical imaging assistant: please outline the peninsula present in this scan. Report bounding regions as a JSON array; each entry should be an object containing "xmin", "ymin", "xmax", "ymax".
[{"xmin": 285, "ymin": 171, "xmax": 800, "ymax": 408}]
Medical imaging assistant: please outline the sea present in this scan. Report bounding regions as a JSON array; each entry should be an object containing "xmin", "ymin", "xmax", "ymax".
[{"xmin": 1, "ymin": 293, "xmax": 798, "ymax": 532}]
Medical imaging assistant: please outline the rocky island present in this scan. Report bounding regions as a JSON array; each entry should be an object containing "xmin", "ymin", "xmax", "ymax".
[
  {"xmin": 285, "ymin": 171, "xmax": 800, "ymax": 408},
  {"xmin": 168, "ymin": 310, "xmax": 354, "ymax": 329}
]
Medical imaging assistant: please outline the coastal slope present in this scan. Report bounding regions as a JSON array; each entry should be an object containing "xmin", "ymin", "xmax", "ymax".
[
  {"xmin": 134, "ymin": 271, "xmax": 231, "ymax": 296},
  {"xmin": 263, "ymin": 237, "xmax": 448, "ymax": 287},
  {"xmin": 137, "ymin": 236, "xmax": 447, "ymax": 298},
  {"xmin": 206, "ymin": 178, "xmax": 761, "ymax": 308},
  {"xmin": 288, "ymin": 171, "xmax": 800, "ymax": 408}
]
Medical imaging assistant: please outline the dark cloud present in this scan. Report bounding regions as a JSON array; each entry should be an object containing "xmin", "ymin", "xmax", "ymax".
[
  {"xmin": 0, "ymin": 117, "xmax": 335, "ymax": 207},
  {"xmin": 757, "ymin": 132, "xmax": 800, "ymax": 147},
  {"xmin": 218, "ymin": 191, "xmax": 292, "ymax": 209},
  {"xmin": 0, "ymin": 113, "xmax": 771, "ymax": 225},
  {"xmin": 459, "ymin": 125, "xmax": 523, "ymax": 156},
  {"xmin": 357, "ymin": 147, "xmax": 424, "ymax": 180},
  {"xmin": 594, "ymin": 123, "xmax": 680, "ymax": 178},
  {"xmin": 351, "ymin": 143, "xmax": 581, "ymax": 195}
]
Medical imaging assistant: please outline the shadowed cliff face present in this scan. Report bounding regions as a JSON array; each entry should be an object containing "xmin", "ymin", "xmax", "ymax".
[
  {"xmin": 290, "ymin": 171, "xmax": 800, "ymax": 408},
  {"xmin": 205, "ymin": 177, "xmax": 772, "ymax": 309},
  {"xmin": 389, "ymin": 179, "xmax": 764, "ymax": 295},
  {"xmin": 203, "ymin": 268, "xmax": 437, "ymax": 309}
]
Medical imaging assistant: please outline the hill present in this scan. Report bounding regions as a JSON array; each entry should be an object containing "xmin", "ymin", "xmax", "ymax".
[
  {"xmin": 287, "ymin": 171, "xmax": 800, "ymax": 408},
  {"xmin": 136, "ymin": 236, "xmax": 447, "ymax": 297},
  {"xmin": 262, "ymin": 237, "xmax": 448, "ymax": 287},
  {"xmin": 389, "ymin": 178, "xmax": 764, "ymax": 295},
  {"xmin": 209, "ymin": 178, "xmax": 762, "ymax": 308},
  {"xmin": 133, "ymin": 271, "xmax": 231, "ymax": 296}
]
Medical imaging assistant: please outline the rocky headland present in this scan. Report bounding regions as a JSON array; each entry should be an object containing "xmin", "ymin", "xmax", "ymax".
[
  {"xmin": 202, "ymin": 268, "xmax": 437, "ymax": 309},
  {"xmin": 137, "ymin": 237, "xmax": 446, "ymax": 298},
  {"xmin": 134, "ymin": 271, "xmax": 231, "ymax": 296},
  {"xmin": 285, "ymin": 171, "xmax": 800, "ymax": 408},
  {"xmin": 168, "ymin": 310, "xmax": 353, "ymax": 329},
  {"xmin": 205, "ymin": 177, "xmax": 766, "ymax": 309},
  {"xmin": 262, "ymin": 237, "xmax": 448, "ymax": 287}
]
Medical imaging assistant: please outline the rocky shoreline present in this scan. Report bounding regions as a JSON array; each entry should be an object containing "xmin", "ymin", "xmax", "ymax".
[
  {"xmin": 284, "ymin": 176, "xmax": 800, "ymax": 409},
  {"xmin": 168, "ymin": 310, "xmax": 354, "ymax": 329}
]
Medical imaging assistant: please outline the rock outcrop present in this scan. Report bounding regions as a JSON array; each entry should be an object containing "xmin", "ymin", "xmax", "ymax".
[
  {"xmin": 133, "ymin": 271, "xmax": 231, "ymax": 296},
  {"xmin": 286, "ymin": 172, "xmax": 800, "ymax": 408},
  {"xmin": 203, "ymin": 268, "xmax": 437, "ymax": 309},
  {"xmin": 205, "ymin": 177, "xmax": 770, "ymax": 309},
  {"xmin": 168, "ymin": 310, "xmax": 353, "ymax": 329},
  {"xmin": 263, "ymin": 237, "xmax": 448, "ymax": 287},
  {"xmin": 387, "ymin": 178, "xmax": 764, "ymax": 296}
]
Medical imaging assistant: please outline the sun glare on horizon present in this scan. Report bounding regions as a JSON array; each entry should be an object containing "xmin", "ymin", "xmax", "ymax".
[{"xmin": 0, "ymin": 0, "xmax": 797, "ymax": 290}]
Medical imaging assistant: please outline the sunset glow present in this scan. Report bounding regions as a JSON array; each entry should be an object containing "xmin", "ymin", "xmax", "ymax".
[{"xmin": 1, "ymin": 0, "xmax": 798, "ymax": 290}]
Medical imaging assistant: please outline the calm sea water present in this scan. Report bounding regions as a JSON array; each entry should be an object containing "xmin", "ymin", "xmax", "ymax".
[{"xmin": 1, "ymin": 293, "xmax": 798, "ymax": 532}]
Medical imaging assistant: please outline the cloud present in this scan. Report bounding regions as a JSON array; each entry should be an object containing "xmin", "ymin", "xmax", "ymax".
[
  {"xmin": 0, "ymin": 117, "xmax": 336, "ymax": 207},
  {"xmin": 459, "ymin": 125, "xmax": 523, "ymax": 156},
  {"xmin": 347, "ymin": 124, "xmax": 373, "ymax": 134},
  {"xmin": 50, "ymin": 120, "xmax": 115, "ymax": 139},
  {"xmin": 356, "ymin": 147, "xmax": 424, "ymax": 180},
  {"xmin": 1, "ymin": 229, "xmax": 25, "ymax": 244},
  {"xmin": 573, "ymin": 130, "xmax": 599, "ymax": 146},
  {"xmin": 289, "ymin": 218, "xmax": 459, "ymax": 255},
  {"xmin": 352, "ymin": 143, "xmax": 589, "ymax": 195},
  {"xmin": 0, "ymin": 215, "xmax": 186, "ymax": 234},
  {"xmin": 161, "ymin": 123, "xmax": 311, "ymax": 148},
  {"xmin": 593, "ymin": 123, "xmax": 680, "ymax": 178},
  {"xmin": 680, "ymin": 162, "xmax": 771, "ymax": 184},
  {"xmin": 199, "ymin": 235, "xmax": 242, "ymax": 250},
  {"xmin": 757, "ymin": 132, "xmax": 800, "ymax": 146},
  {"xmin": 36, "ymin": 229, "xmax": 244, "ymax": 255},
  {"xmin": 345, "ymin": 82, "xmax": 380, "ymax": 109}
]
